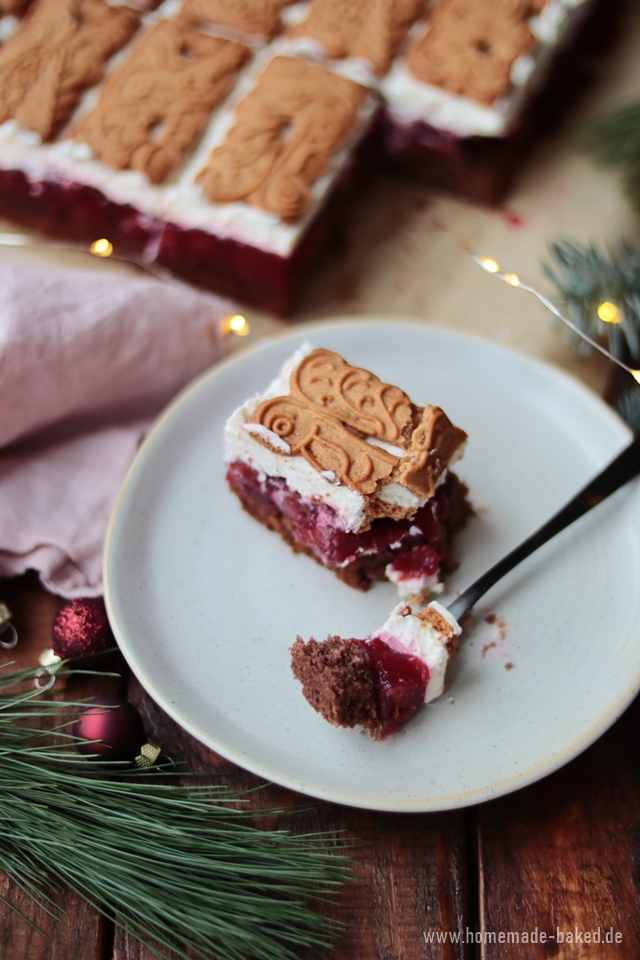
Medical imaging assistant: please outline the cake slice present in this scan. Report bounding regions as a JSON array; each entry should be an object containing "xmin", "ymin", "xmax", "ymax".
[
  {"xmin": 290, "ymin": 601, "xmax": 462, "ymax": 739},
  {"xmin": 224, "ymin": 344, "xmax": 472, "ymax": 595},
  {"xmin": 380, "ymin": 0, "xmax": 616, "ymax": 203}
]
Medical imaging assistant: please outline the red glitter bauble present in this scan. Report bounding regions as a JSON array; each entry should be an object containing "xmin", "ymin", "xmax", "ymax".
[
  {"xmin": 73, "ymin": 697, "xmax": 146, "ymax": 762},
  {"xmin": 52, "ymin": 597, "xmax": 114, "ymax": 659}
]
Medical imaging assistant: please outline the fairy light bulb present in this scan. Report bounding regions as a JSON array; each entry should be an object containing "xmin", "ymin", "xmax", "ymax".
[
  {"xmin": 221, "ymin": 314, "xmax": 251, "ymax": 337},
  {"xmin": 90, "ymin": 238, "xmax": 113, "ymax": 257},
  {"xmin": 480, "ymin": 257, "xmax": 500, "ymax": 273},
  {"xmin": 632, "ymin": 370, "xmax": 640, "ymax": 384},
  {"xmin": 504, "ymin": 273, "xmax": 520, "ymax": 287},
  {"xmin": 597, "ymin": 301, "xmax": 622, "ymax": 324},
  {"xmin": 229, "ymin": 314, "xmax": 249, "ymax": 335}
]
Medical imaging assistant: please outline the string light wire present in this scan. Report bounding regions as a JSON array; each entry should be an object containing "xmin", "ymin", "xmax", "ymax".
[{"xmin": 472, "ymin": 253, "xmax": 640, "ymax": 384}]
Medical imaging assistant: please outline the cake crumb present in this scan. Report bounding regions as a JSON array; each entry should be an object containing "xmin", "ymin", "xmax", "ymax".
[
  {"xmin": 504, "ymin": 662, "xmax": 514, "ymax": 671},
  {"xmin": 481, "ymin": 641, "xmax": 497, "ymax": 657}
]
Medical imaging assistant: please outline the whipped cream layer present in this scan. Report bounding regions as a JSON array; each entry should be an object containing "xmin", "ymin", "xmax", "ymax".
[{"xmin": 374, "ymin": 601, "xmax": 461, "ymax": 702}]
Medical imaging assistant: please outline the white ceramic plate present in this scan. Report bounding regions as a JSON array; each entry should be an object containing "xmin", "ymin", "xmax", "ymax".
[{"xmin": 104, "ymin": 319, "xmax": 640, "ymax": 812}]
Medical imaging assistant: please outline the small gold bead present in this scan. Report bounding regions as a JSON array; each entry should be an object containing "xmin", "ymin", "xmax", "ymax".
[{"xmin": 134, "ymin": 738, "xmax": 162, "ymax": 768}]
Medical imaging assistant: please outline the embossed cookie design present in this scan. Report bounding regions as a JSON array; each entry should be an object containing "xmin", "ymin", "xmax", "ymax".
[
  {"xmin": 181, "ymin": 0, "xmax": 294, "ymax": 40},
  {"xmin": 71, "ymin": 19, "xmax": 249, "ymax": 184},
  {"xmin": 246, "ymin": 348, "xmax": 467, "ymax": 500},
  {"xmin": 197, "ymin": 56, "xmax": 368, "ymax": 221},
  {"xmin": 406, "ymin": 0, "xmax": 540, "ymax": 106},
  {"xmin": 286, "ymin": 0, "xmax": 423, "ymax": 76},
  {"xmin": 0, "ymin": 0, "xmax": 139, "ymax": 140},
  {"xmin": 290, "ymin": 348, "xmax": 415, "ymax": 446}
]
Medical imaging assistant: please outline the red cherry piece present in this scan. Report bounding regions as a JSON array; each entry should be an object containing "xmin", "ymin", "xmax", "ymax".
[{"xmin": 355, "ymin": 638, "xmax": 430, "ymax": 738}]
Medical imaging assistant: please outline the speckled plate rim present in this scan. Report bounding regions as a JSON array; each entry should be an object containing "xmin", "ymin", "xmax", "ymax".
[{"xmin": 104, "ymin": 317, "xmax": 640, "ymax": 812}]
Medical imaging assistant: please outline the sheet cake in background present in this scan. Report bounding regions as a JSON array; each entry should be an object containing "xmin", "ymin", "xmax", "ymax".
[{"xmin": 0, "ymin": 0, "xmax": 620, "ymax": 313}]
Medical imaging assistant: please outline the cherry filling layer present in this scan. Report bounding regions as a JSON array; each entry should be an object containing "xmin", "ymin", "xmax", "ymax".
[
  {"xmin": 226, "ymin": 460, "xmax": 456, "ymax": 577},
  {"xmin": 354, "ymin": 637, "xmax": 430, "ymax": 737}
]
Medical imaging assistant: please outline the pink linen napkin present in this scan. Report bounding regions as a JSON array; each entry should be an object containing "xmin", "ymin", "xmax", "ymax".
[{"xmin": 0, "ymin": 264, "xmax": 228, "ymax": 597}]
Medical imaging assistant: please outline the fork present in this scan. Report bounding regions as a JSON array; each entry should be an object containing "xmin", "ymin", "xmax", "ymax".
[{"xmin": 447, "ymin": 432, "xmax": 640, "ymax": 621}]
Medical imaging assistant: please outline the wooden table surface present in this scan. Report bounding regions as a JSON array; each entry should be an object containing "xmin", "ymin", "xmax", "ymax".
[{"xmin": 2, "ymin": 6, "xmax": 640, "ymax": 957}]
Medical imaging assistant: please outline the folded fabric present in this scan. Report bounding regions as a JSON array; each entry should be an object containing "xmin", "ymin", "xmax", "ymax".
[{"xmin": 0, "ymin": 263, "xmax": 228, "ymax": 598}]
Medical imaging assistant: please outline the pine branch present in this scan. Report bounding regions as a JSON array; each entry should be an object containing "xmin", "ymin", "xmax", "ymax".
[
  {"xmin": 581, "ymin": 100, "xmax": 640, "ymax": 209},
  {"xmin": 542, "ymin": 238, "xmax": 640, "ymax": 364},
  {"xmin": 617, "ymin": 386, "xmax": 640, "ymax": 434},
  {"xmin": 0, "ymin": 662, "xmax": 355, "ymax": 960}
]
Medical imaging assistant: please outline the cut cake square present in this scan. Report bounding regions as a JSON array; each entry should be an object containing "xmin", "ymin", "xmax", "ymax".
[
  {"xmin": 224, "ymin": 343, "xmax": 472, "ymax": 595},
  {"xmin": 380, "ymin": 0, "xmax": 618, "ymax": 202}
]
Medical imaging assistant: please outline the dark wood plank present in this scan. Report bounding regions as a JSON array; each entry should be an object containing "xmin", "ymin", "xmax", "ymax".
[
  {"xmin": 0, "ymin": 574, "xmax": 123, "ymax": 960},
  {"xmin": 0, "ymin": 889, "xmax": 108, "ymax": 960},
  {"xmin": 478, "ymin": 697, "xmax": 640, "ymax": 957}
]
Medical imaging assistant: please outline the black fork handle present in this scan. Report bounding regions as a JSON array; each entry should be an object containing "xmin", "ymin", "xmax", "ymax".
[{"xmin": 447, "ymin": 433, "xmax": 640, "ymax": 622}]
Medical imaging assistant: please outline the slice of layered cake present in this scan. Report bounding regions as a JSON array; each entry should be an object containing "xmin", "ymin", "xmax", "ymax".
[
  {"xmin": 291, "ymin": 601, "xmax": 462, "ymax": 739},
  {"xmin": 224, "ymin": 344, "xmax": 471, "ymax": 595}
]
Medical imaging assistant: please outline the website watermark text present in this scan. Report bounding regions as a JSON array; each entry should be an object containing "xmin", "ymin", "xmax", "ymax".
[{"xmin": 424, "ymin": 926, "xmax": 623, "ymax": 945}]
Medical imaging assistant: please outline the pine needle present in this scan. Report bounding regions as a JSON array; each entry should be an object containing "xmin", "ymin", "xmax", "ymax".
[
  {"xmin": 0, "ymin": 662, "xmax": 354, "ymax": 960},
  {"xmin": 581, "ymin": 100, "xmax": 640, "ymax": 209},
  {"xmin": 542, "ymin": 238, "xmax": 640, "ymax": 364},
  {"xmin": 617, "ymin": 386, "xmax": 640, "ymax": 433}
]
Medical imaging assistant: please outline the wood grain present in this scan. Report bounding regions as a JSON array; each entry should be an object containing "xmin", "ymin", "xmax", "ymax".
[{"xmin": 478, "ymin": 696, "xmax": 640, "ymax": 958}]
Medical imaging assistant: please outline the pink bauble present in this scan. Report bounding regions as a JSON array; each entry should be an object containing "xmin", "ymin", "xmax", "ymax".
[{"xmin": 73, "ymin": 697, "xmax": 145, "ymax": 761}]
